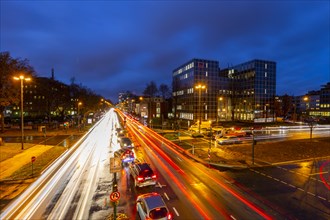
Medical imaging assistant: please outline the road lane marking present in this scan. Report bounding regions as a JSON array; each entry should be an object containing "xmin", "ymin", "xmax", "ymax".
[
  {"xmin": 158, "ymin": 182, "xmax": 162, "ymax": 188},
  {"xmin": 288, "ymin": 184, "xmax": 296, "ymax": 188},
  {"xmin": 318, "ymin": 196, "xmax": 326, "ymax": 200},
  {"xmin": 297, "ymin": 187, "xmax": 304, "ymax": 192},
  {"xmin": 309, "ymin": 171, "xmax": 328, "ymax": 176},
  {"xmin": 307, "ymin": 192, "xmax": 316, "ymax": 196},
  {"xmin": 172, "ymin": 207, "xmax": 180, "ymax": 216},
  {"xmin": 164, "ymin": 192, "xmax": 170, "ymax": 200},
  {"xmin": 177, "ymin": 157, "xmax": 182, "ymax": 161},
  {"xmin": 230, "ymin": 215, "xmax": 237, "ymax": 220}
]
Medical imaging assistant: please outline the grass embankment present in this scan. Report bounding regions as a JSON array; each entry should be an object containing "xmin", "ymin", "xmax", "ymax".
[
  {"xmin": 0, "ymin": 144, "xmax": 34, "ymax": 162},
  {"xmin": 10, "ymin": 146, "xmax": 66, "ymax": 179},
  {"xmin": 0, "ymin": 145, "xmax": 66, "ymax": 211}
]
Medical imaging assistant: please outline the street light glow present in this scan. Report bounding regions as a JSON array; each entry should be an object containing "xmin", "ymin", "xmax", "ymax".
[
  {"xmin": 195, "ymin": 84, "xmax": 206, "ymax": 133},
  {"xmin": 13, "ymin": 74, "xmax": 31, "ymax": 150},
  {"xmin": 195, "ymin": 84, "xmax": 206, "ymax": 89}
]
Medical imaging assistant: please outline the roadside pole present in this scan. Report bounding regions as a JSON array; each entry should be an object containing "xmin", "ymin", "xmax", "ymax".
[
  {"xmin": 209, "ymin": 125, "xmax": 212, "ymax": 165},
  {"xmin": 109, "ymin": 129, "xmax": 121, "ymax": 220},
  {"xmin": 251, "ymin": 127, "xmax": 259, "ymax": 165},
  {"xmin": 31, "ymin": 156, "xmax": 36, "ymax": 177}
]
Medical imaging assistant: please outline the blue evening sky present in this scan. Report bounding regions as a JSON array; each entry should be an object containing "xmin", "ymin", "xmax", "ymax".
[{"xmin": 1, "ymin": 1, "xmax": 329, "ymax": 103}]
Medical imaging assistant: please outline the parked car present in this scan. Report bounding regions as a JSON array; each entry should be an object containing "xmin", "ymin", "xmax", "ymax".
[
  {"xmin": 191, "ymin": 132, "xmax": 204, "ymax": 138},
  {"xmin": 136, "ymin": 192, "xmax": 173, "ymax": 220},
  {"xmin": 217, "ymin": 136, "xmax": 242, "ymax": 145},
  {"xmin": 130, "ymin": 162, "xmax": 157, "ymax": 188},
  {"xmin": 119, "ymin": 137, "xmax": 134, "ymax": 148}
]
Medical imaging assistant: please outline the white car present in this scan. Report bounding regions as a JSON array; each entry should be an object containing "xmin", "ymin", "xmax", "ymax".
[
  {"xmin": 217, "ymin": 136, "xmax": 242, "ymax": 145},
  {"xmin": 136, "ymin": 192, "xmax": 173, "ymax": 220}
]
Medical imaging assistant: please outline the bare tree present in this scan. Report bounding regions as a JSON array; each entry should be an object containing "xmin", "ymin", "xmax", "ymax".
[
  {"xmin": 159, "ymin": 83, "xmax": 171, "ymax": 99},
  {"xmin": 143, "ymin": 81, "xmax": 158, "ymax": 98},
  {"xmin": 0, "ymin": 52, "xmax": 35, "ymax": 132}
]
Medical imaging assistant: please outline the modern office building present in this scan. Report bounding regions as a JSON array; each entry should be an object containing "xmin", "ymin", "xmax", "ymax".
[
  {"xmin": 225, "ymin": 59, "xmax": 277, "ymax": 122},
  {"xmin": 172, "ymin": 58, "xmax": 276, "ymax": 125},
  {"xmin": 172, "ymin": 58, "xmax": 221, "ymax": 127}
]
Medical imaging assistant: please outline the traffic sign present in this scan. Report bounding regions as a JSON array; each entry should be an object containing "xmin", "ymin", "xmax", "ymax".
[
  {"xmin": 31, "ymin": 156, "xmax": 36, "ymax": 163},
  {"xmin": 110, "ymin": 191, "xmax": 120, "ymax": 202},
  {"xmin": 110, "ymin": 157, "xmax": 121, "ymax": 173}
]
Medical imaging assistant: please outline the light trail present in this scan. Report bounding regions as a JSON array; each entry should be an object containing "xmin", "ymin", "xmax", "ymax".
[{"xmin": 117, "ymin": 110, "xmax": 274, "ymax": 219}]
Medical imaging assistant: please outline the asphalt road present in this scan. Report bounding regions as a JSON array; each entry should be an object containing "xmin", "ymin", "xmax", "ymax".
[{"xmin": 1, "ymin": 113, "xmax": 329, "ymax": 220}]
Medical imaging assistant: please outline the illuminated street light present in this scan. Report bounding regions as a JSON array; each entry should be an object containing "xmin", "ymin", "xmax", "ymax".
[
  {"xmin": 78, "ymin": 102, "xmax": 82, "ymax": 129},
  {"xmin": 195, "ymin": 84, "xmax": 206, "ymax": 133},
  {"xmin": 218, "ymin": 97, "xmax": 223, "ymax": 122},
  {"xmin": 13, "ymin": 75, "xmax": 31, "ymax": 150}
]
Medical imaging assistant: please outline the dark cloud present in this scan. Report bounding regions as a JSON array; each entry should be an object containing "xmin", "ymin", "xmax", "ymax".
[{"xmin": 1, "ymin": 1, "xmax": 329, "ymax": 102}]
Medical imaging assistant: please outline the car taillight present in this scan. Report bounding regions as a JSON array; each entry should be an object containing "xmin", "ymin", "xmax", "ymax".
[
  {"xmin": 137, "ymin": 176, "xmax": 144, "ymax": 182},
  {"xmin": 152, "ymin": 174, "xmax": 156, "ymax": 179},
  {"xmin": 167, "ymin": 213, "xmax": 172, "ymax": 220}
]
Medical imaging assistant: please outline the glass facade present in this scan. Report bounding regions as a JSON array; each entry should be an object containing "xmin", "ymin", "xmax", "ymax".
[
  {"xmin": 228, "ymin": 59, "xmax": 276, "ymax": 122},
  {"xmin": 173, "ymin": 59, "xmax": 219, "ymax": 126},
  {"xmin": 173, "ymin": 58, "xmax": 277, "ymax": 124}
]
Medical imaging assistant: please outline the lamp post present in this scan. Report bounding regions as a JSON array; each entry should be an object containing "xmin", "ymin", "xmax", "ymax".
[
  {"xmin": 218, "ymin": 97, "xmax": 223, "ymax": 122},
  {"xmin": 293, "ymin": 103, "xmax": 296, "ymax": 123},
  {"xmin": 195, "ymin": 84, "xmax": 206, "ymax": 133},
  {"xmin": 13, "ymin": 75, "xmax": 31, "ymax": 150},
  {"xmin": 77, "ymin": 102, "xmax": 82, "ymax": 129}
]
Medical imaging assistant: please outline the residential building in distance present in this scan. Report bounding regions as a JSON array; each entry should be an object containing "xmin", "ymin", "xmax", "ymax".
[{"xmin": 305, "ymin": 82, "xmax": 330, "ymax": 118}]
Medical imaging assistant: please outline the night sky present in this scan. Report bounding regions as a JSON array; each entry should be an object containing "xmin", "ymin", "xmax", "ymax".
[{"xmin": 1, "ymin": 1, "xmax": 329, "ymax": 103}]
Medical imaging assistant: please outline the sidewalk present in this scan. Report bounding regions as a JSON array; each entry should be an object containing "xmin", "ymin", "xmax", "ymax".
[
  {"xmin": 0, "ymin": 127, "xmax": 80, "ymax": 137},
  {"xmin": 0, "ymin": 144, "xmax": 53, "ymax": 180}
]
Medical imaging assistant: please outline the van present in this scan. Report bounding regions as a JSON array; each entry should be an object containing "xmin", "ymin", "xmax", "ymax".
[{"xmin": 189, "ymin": 121, "xmax": 211, "ymax": 132}]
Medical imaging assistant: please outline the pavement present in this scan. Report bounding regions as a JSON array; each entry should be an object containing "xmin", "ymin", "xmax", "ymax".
[{"xmin": 0, "ymin": 126, "xmax": 82, "ymax": 138}]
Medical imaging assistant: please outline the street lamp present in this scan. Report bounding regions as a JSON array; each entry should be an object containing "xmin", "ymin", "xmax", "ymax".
[
  {"xmin": 218, "ymin": 97, "xmax": 223, "ymax": 122},
  {"xmin": 13, "ymin": 75, "xmax": 31, "ymax": 150},
  {"xmin": 77, "ymin": 102, "xmax": 82, "ymax": 129},
  {"xmin": 195, "ymin": 84, "xmax": 206, "ymax": 133}
]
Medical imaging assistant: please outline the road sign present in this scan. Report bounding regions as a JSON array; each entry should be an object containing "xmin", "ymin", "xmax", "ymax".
[
  {"xmin": 31, "ymin": 156, "xmax": 36, "ymax": 163},
  {"xmin": 110, "ymin": 191, "xmax": 120, "ymax": 202},
  {"xmin": 110, "ymin": 157, "xmax": 121, "ymax": 173}
]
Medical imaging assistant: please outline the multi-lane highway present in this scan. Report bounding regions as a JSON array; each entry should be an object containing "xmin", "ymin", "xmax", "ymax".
[{"xmin": 1, "ymin": 109, "xmax": 329, "ymax": 219}]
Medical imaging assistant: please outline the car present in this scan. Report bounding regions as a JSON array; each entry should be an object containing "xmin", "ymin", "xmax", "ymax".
[
  {"xmin": 136, "ymin": 192, "xmax": 173, "ymax": 220},
  {"xmin": 114, "ymin": 149, "xmax": 135, "ymax": 165},
  {"xmin": 191, "ymin": 132, "xmax": 204, "ymax": 138},
  {"xmin": 115, "ymin": 127, "xmax": 122, "ymax": 135},
  {"xmin": 130, "ymin": 162, "xmax": 157, "ymax": 188},
  {"xmin": 121, "ymin": 149, "xmax": 135, "ymax": 164},
  {"xmin": 119, "ymin": 137, "xmax": 134, "ymax": 148},
  {"xmin": 217, "ymin": 136, "xmax": 242, "ymax": 145}
]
